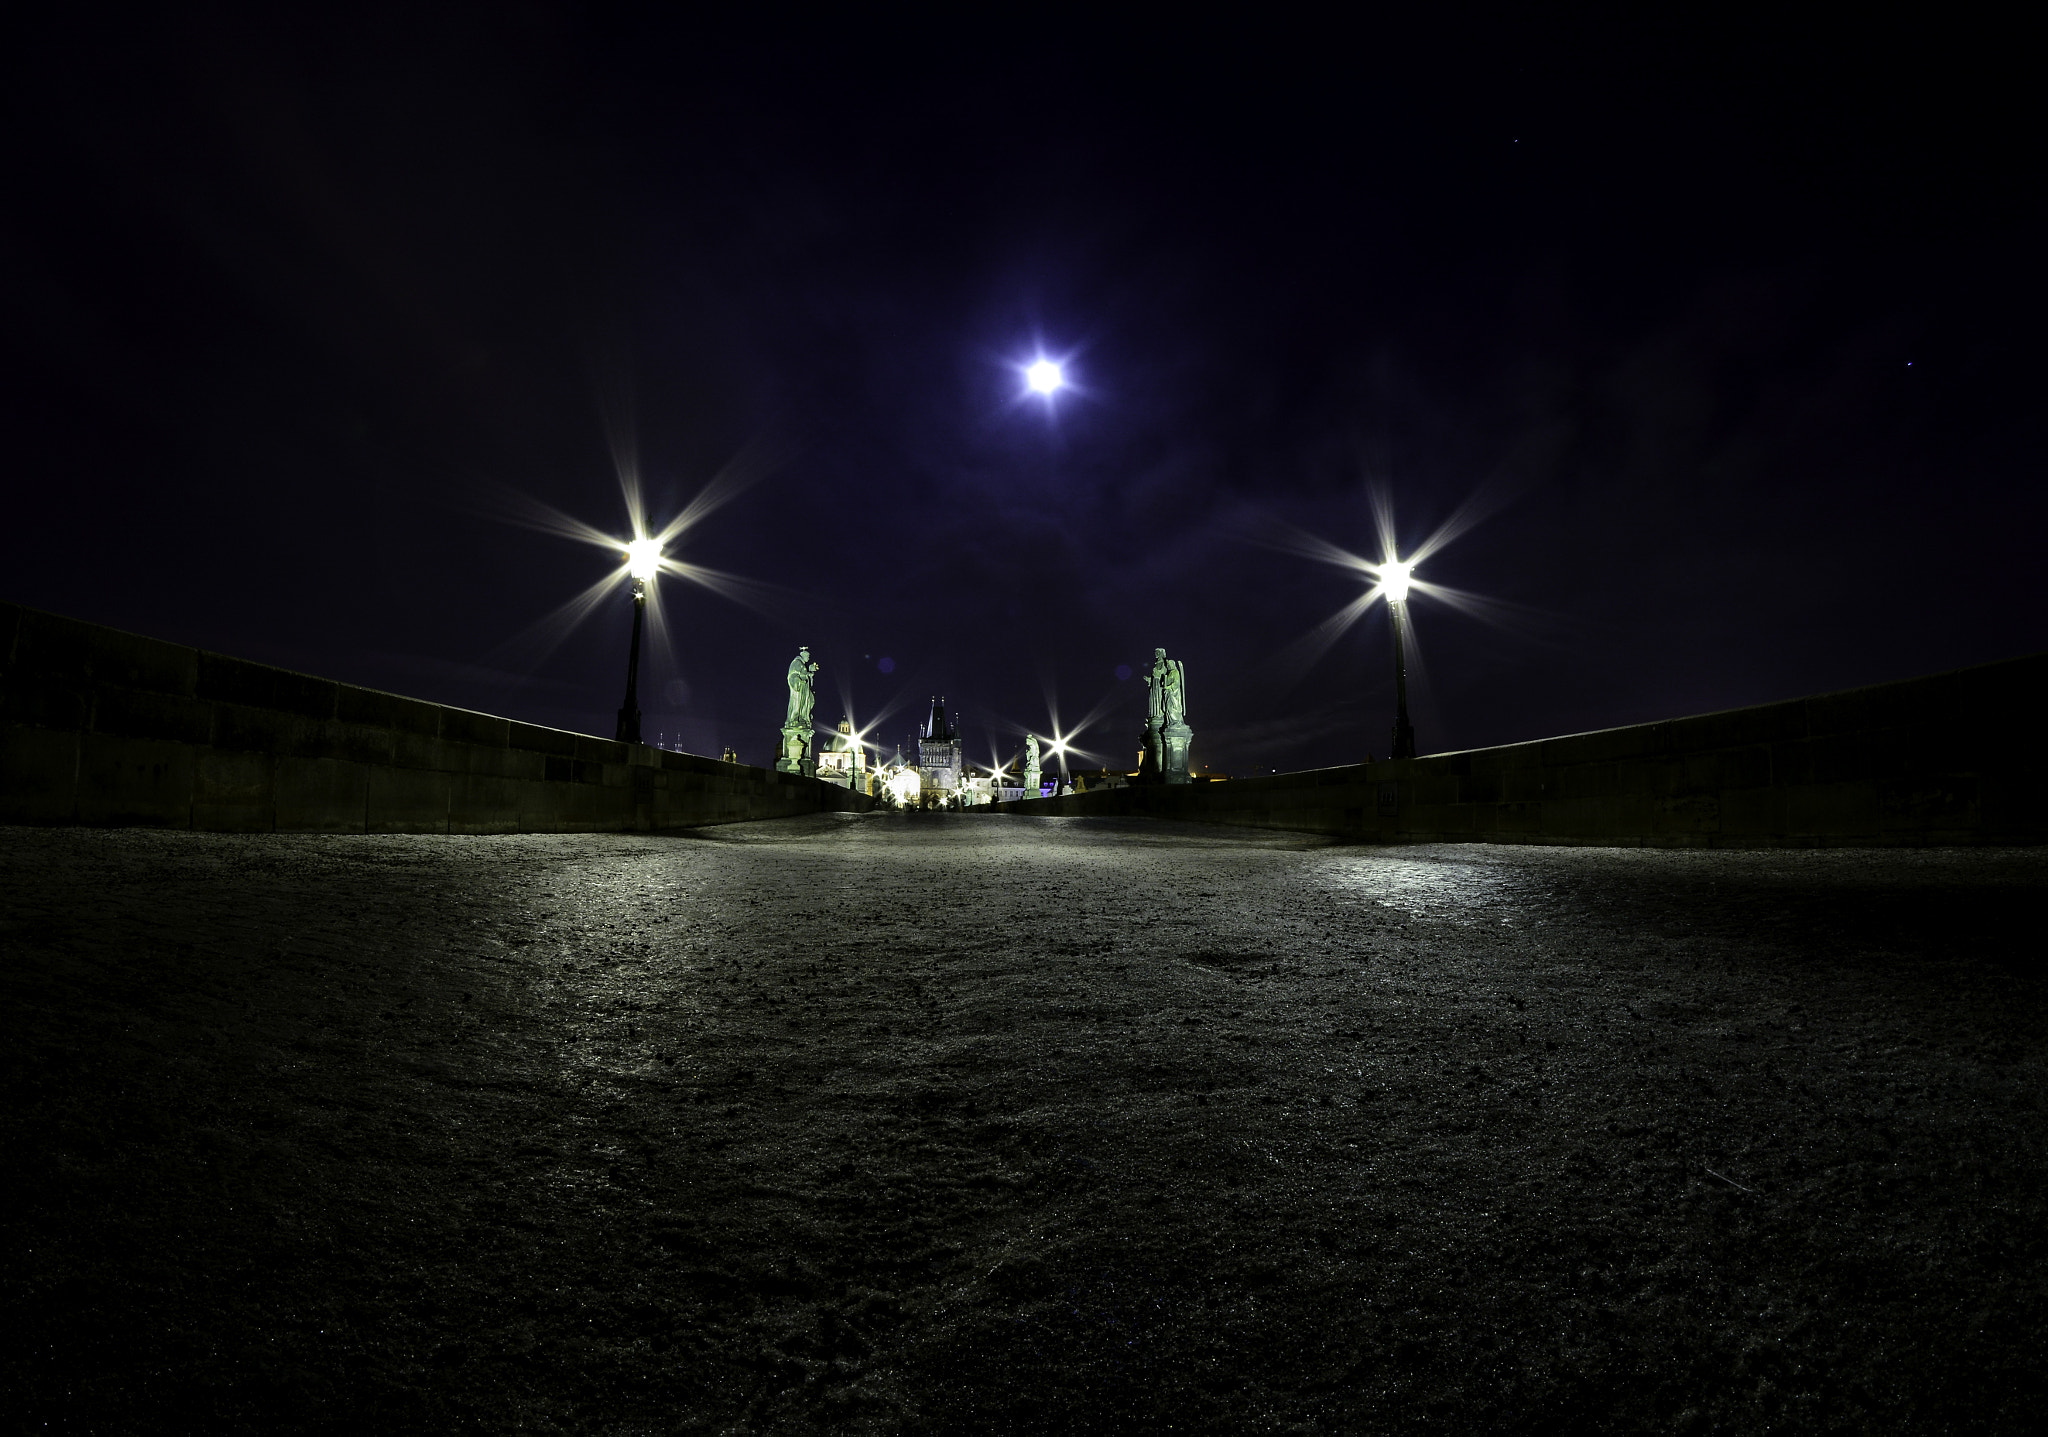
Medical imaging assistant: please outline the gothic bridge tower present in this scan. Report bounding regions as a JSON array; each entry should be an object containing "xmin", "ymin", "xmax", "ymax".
[{"xmin": 915, "ymin": 695, "xmax": 962, "ymax": 793}]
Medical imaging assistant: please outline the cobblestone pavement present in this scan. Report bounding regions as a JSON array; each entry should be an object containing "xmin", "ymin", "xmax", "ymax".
[{"xmin": 4, "ymin": 816, "xmax": 2045, "ymax": 1432}]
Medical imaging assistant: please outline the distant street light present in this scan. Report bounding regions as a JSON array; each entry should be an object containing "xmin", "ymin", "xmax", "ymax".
[
  {"xmin": 1381, "ymin": 560, "xmax": 1416, "ymax": 759},
  {"xmin": 616, "ymin": 538, "xmax": 661, "ymax": 744},
  {"xmin": 1026, "ymin": 359, "xmax": 1064, "ymax": 395}
]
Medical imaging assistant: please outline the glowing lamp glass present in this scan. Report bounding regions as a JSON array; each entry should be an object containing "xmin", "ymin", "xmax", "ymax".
[
  {"xmin": 1380, "ymin": 561, "xmax": 1414, "ymax": 603},
  {"xmin": 1026, "ymin": 359, "xmax": 1064, "ymax": 394},
  {"xmin": 626, "ymin": 539, "xmax": 662, "ymax": 581}
]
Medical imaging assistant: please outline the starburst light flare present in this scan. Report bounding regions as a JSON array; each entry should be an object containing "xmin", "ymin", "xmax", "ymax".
[
  {"xmin": 626, "ymin": 538, "xmax": 662, "ymax": 581},
  {"xmin": 1380, "ymin": 560, "xmax": 1414, "ymax": 603},
  {"xmin": 1038, "ymin": 728, "xmax": 1105, "ymax": 776},
  {"xmin": 1021, "ymin": 682, "xmax": 1116, "ymax": 778},
  {"xmin": 832, "ymin": 675, "xmax": 923, "ymax": 759},
  {"xmin": 473, "ymin": 431, "xmax": 803, "ymax": 722},
  {"xmin": 1255, "ymin": 485, "xmax": 1524, "ymax": 686}
]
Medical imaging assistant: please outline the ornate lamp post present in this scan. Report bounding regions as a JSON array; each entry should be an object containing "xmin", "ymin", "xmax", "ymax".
[
  {"xmin": 615, "ymin": 538, "xmax": 660, "ymax": 744},
  {"xmin": 1382, "ymin": 560, "xmax": 1416, "ymax": 759}
]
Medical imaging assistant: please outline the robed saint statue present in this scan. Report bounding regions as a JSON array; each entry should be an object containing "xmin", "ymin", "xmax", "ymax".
[{"xmin": 778, "ymin": 647, "xmax": 820, "ymax": 774}]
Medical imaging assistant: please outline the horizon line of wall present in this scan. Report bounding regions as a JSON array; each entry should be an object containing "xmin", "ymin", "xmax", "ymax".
[
  {"xmin": 998, "ymin": 652, "xmax": 2046, "ymax": 847},
  {"xmin": 0, "ymin": 601, "xmax": 869, "ymax": 833}
]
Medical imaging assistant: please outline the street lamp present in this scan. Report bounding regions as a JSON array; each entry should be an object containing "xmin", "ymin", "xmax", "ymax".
[
  {"xmin": 1381, "ymin": 560, "xmax": 1416, "ymax": 759},
  {"xmin": 1025, "ymin": 358, "xmax": 1064, "ymax": 395},
  {"xmin": 616, "ymin": 538, "xmax": 661, "ymax": 744}
]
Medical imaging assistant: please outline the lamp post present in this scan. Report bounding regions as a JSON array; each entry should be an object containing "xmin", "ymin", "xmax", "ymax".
[
  {"xmin": 1382, "ymin": 560, "xmax": 1416, "ymax": 759},
  {"xmin": 616, "ymin": 538, "xmax": 660, "ymax": 745}
]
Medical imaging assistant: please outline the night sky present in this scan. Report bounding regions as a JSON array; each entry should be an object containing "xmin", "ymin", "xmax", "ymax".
[{"xmin": 5, "ymin": 14, "xmax": 2041, "ymax": 775}]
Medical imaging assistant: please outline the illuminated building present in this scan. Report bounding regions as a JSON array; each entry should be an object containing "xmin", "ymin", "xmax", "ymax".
[{"xmin": 815, "ymin": 717, "xmax": 870, "ymax": 793}]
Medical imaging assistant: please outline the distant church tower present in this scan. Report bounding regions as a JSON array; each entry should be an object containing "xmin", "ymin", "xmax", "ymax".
[{"xmin": 915, "ymin": 696, "xmax": 961, "ymax": 793}]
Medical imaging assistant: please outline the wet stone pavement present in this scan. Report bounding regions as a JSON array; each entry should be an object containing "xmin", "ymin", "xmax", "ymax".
[{"xmin": 3, "ymin": 815, "xmax": 2044, "ymax": 1433}]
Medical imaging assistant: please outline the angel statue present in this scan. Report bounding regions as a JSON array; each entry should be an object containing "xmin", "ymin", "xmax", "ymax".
[{"xmin": 1143, "ymin": 647, "xmax": 1193, "ymax": 782}]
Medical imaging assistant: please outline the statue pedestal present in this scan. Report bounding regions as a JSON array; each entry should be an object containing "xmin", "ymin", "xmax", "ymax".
[
  {"xmin": 1139, "ymin": 720, "xmax": 1162, "ymax": 781},
  {"xmin": 1162, "ymin": 721, "xmax": 1193, "ymax": 784},
  {"xmin": 775, "ymin": 724, "xmax": 813, "ymax": 776}
]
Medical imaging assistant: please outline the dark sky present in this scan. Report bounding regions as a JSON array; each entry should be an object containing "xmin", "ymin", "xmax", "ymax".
[{"xmin": 5, "ymin": 12, "xmax": 2042, "ymax": 774}]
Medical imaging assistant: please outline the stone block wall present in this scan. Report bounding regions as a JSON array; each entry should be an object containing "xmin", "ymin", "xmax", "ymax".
[
  {"xmin": 999, "ymin": 654, "xmax": 2046, "ymax": 847},
  {"xmin": 0, "ymin": 602, "xmax": 869, "ymax": 833}
]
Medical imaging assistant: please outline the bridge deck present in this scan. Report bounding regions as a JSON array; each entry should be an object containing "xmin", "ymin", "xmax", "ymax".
[{"xmin": 5, "ymin": 814, "xmax": 2043, "ymax": 1430}]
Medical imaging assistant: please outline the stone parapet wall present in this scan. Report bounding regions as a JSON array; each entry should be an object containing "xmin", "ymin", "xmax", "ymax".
[
  {"xmin": 999, "ymin": 654, "xmax": 2046, "ymax": 847},
  {"xmin": 0, "ymin": 602, "xmax": 869, "ymax": 833}
]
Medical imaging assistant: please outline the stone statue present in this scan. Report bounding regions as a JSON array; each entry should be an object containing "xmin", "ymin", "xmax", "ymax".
[
  {"xmin": 1142, "ymin": 647, "xmax": 1193, "ymax": 783},
  {"xmin": 1139, "ymin": 668, "xmax": 1161, "ymax": 780},
  {"xmin": 1023, "ymin": 733, "xmax": 1042, "ymax": 798},
  {"xmin": 776, "ymin": 647, "xmax": 820, "ymax": 775},
  {"xmin": 784, "ymin": 648, "xmax": 818, "ymax": 727},
  {"xmin": 1154, "ymin": 648, "xmax": 1186, "ymax": 725}
]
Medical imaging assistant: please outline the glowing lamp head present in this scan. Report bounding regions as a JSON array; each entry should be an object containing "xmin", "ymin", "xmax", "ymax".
[
  {"xmin": 1025, "ymin": 359, "xmax": 1064, "ymax": 395},
  {"xmin": 1380, "ymin": 560, "xmax": 1414, "ymax": 603},
  {"xmin": 626, "ymin": 538, "xmax": 662, "ymax": 582}
]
